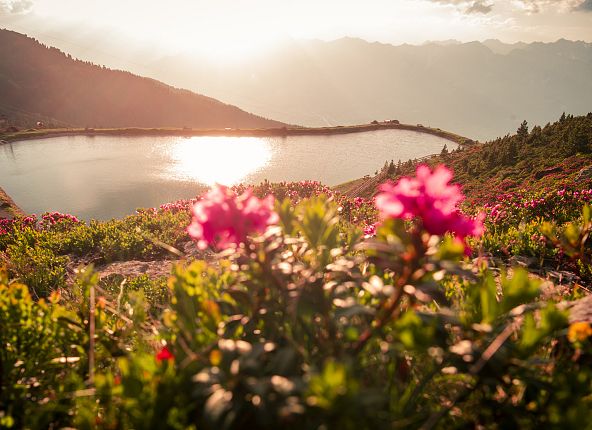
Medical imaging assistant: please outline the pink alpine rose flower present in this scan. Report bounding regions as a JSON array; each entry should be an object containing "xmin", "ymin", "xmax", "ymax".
[
  {"xmin": 188, "ymin": 184, "xmax": 279, "ymax": 250},
  {"xmin": 375, "ymin": 165, "xmax": 483, "ymax": 239},
  {"xmin": 363, "ymin": 222, "xmax": 378, "ymax": 238}
]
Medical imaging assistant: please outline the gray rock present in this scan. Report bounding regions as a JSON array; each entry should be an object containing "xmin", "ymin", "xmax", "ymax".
[
  {"xmin": 576, "ymin": 166, "xmax": 592, "ymax": 182},
  {"xmin": 97, "ymin": 260, "xmax": 175, "ymax": 280}
]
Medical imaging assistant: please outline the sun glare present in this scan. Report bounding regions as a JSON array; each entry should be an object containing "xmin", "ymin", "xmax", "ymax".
[
  {"xmin": 153, "ymin": 16, "xmax": 282, "ymax": 63},
  {"xmin": 190, "ymin": 33, "xmax": 276, "ymax": 63},
  {"xmin": 168, "ymin": 136, "xmax": 272, "ymax": 185}
]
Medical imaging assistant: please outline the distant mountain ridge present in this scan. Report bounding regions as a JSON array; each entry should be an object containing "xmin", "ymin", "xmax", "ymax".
[
  {"xmin": 145, "ymin": 37, "xmax": 592, "ymax": 140},
  {"xmin": 3, "ymin": 29, "xmax": 590, "ymax": 140},
  {"xmin": 0, "ymin": 29, "xmax": 284, "ymax": 129}
]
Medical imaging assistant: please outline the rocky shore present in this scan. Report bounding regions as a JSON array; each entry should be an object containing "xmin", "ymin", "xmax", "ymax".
[{"xmin": 0, "ymin": 186, "xmax": 24, "ymax": 219}]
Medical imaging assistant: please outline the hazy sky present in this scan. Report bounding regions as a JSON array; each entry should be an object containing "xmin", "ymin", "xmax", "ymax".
[{"xmin": 1, "ymin": 0, "xmax": 592, "ymax": 61}]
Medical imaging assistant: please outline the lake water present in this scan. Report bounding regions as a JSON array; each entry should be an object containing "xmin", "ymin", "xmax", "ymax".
[{"xmin": 0, "ymin": 131, "xmax": 454, "ymax": 220}]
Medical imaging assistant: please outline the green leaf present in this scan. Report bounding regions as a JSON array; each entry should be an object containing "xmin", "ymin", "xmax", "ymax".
[
  {"xmin": 583, "ymin": 204, "xmax": 591, "ymax": 226},
  {"xmin": 501, "ymin": 269, "xmax": 540, "ymax": 313},
  {"xmin": 480, "ymin": 272, "xmax": 499, "ymax": 324},
  {"xmin": 276, "ymin": 198, "xmax": 297, "ymax": 236},
  {"xmin": 520, "ymin": 304, "xmax": 568, "ymax": 351},
  {"xmin": 395, "ymin": 310, "xmax": 436, "ymax": 350},
  {"xmin": 437, "ymin": 235, "xmax": 466, "ymax": 261}
]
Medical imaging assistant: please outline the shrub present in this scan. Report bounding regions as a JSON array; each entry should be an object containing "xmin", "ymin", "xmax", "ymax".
[
  {"xmin": 6, "ymin": 242, "xmax": 68, "ymax": 297},
  {"xmin": 0, "ymin": 268, "xmax": 84, "ymax": 428}
]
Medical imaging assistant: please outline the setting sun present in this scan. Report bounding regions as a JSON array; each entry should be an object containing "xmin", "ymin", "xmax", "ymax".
[{"xmin": 169, "ymin": 136, "xmax": 272, "ymax": 185}]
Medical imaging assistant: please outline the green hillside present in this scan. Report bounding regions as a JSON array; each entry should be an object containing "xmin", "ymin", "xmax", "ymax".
[{"xmin": 338, "ymin": 112, "xmax": 592, "ymax": 204}]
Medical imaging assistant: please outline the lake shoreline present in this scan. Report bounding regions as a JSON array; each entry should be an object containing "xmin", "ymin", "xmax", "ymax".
[
  {"xmin": 0, "ymin": 122, "xmax": 474, "ymax": 146},
  {"xmin": 0, "ymin": 123, "xmax": 471, "ymax": 219}
]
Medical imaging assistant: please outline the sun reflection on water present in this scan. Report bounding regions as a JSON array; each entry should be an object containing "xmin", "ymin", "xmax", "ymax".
[{"xmin": 168, "ymin": 136, "xmax": 272, "ymax": 185}]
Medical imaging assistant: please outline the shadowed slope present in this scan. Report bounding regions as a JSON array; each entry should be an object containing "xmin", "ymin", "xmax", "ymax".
[{"xmin": 0, "ymin": 29, "xmax": 284, "ymax": 129}]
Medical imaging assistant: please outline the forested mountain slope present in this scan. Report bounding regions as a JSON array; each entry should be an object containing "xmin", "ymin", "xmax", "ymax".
[{"xmin": 0, "ymin": 29, "xmax": 284, "ymax": 129}]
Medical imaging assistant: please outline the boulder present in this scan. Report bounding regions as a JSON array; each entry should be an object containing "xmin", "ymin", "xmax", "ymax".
[
  {"xmin": 534, "ymin": 166, "xmax": 562, "ymax": 179},
  {"xmin": 576, "ymin": 166, "xmax": 592, "ymax": 182}
]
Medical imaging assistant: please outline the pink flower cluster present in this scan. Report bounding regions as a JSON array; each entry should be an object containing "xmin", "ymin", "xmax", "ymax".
[
  {"xmin": 486, "ymin": 204, "xmax": 507, "ymax": 222},
  {"xmin": 41, "ymin": 212, "xmax": 80, "ymax": 225},
  {"xmin": 1, "ymin": 212, "xmax": 81, "ymax": 236},
  {"xmin": 0, "ymin": 219, "xmax": 11, "ymax": 235},
  {"xmin": 21, "ymin": 215, "xmax": 38, "ymax": 226},
  {"xmin": 188, "ymin": 184, "xmax": 279, "ymax": 250},
  {"xmin": 354, "ymin": 197, "xmax": 367, "ymax": 207},
  {"xmin": 155, "ymin": 181, "xmax": 338, "ymax": 217},
  {"xmin": 375, "ymin": 165, "xmax": 484, "ymax": 239},
  {"xmin": 159, "ymin": 198, "xmax": 200, "ymax": 213},
  {"xmin": 0, "ymin": 215, "xmax": 37, "ymax": 235},
  {"xmin": 522, "ymin": 197, "xmax": 547, "ymax": 209},
  {"xmin": 363, "ymin": 222, "xmax": 378, "ymax": 238},
  {"xmin": 232, "ymin": 180, "xmax": 335, "ymax": 203},
  {"xmin": 568, "ymin": 189, "xmax": 592, "ymax": 199},
  {"xmin": 482, "ymin": 187, "xmax": 592, "ymax": 226}
]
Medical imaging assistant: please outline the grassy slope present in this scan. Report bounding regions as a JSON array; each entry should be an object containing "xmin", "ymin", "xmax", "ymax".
[{"xmin": 336, "ymin": 113, "xmax": 592, "ymax": 204}]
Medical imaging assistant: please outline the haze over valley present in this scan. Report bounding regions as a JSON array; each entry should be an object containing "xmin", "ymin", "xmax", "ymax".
[
  {"xmin": 149, "ymin": 37, "xmax": 592, "ymax": 140},
  {"xmin": 0, "ymin": 30, "xmax": 283, "ymax": 129}
]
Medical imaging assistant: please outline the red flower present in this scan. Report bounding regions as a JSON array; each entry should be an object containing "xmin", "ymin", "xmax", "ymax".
[{"xmin": 156, "ymin": 346, "xmax": 174, "ymax": 362}]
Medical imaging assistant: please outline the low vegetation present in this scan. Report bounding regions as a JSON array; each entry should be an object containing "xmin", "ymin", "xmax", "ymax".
[
  {"xmin": 341, "ymin": 113, "xmax": 592, "ymax": 203},
  {"xmin": 0, "ymin": 115, "xmax": 591, "ymax": 428}
]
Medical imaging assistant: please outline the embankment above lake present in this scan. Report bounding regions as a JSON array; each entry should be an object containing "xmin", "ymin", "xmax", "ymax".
[{"xmin": 1, "ymin": 122, "xmax": 474, "ymax": 146}]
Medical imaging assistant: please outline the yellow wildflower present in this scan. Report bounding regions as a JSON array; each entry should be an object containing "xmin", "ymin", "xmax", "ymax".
[{"xmin": 568, "ymin": 321, "xmax": 592, "ymax": 343}]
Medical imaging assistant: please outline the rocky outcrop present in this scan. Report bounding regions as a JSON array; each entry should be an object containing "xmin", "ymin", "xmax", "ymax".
[
  {"xmin": 534, "ymin": 166, "xmax": 562, "ymax": 179},
  {"xmin": 576, "ymin": 166, "xmax": 592, "ymax": 182},
  {"xmin": 97, "ymin": 260, "xmax": 175, "ymax": 280},
  {"xmin": 0, "ymin": 186, "xmax": 24, "ymax": 219},
  {"xmin": 88, "ymin": 242, "xmax": 209, "ymax": 281}
]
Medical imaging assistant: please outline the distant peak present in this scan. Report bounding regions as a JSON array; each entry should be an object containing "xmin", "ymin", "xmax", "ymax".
[{"xmin": 422, "ymin": 39, "xmax": 462, "ymax": 46}]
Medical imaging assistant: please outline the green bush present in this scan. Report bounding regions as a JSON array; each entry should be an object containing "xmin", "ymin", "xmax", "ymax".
[
  {"xmin": 0, "ymin": 268, "xmax": 84, "ymax": 429},
  {"xmin": 100, "ymin": 273, "xmax": 169, "ymax": 315},
  {"xmin": 6, "ymin": 242, "xmax": 68, "ymax": 297}
]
